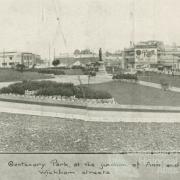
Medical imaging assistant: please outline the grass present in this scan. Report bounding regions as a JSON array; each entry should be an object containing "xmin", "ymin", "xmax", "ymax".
[
  {"xmin": 0, "ymin": 112, "xmax": 180, "ymax": 152},
  {"xmin": 0, "ymin": 69, "xmax": 52, "ymax": 82},
  {"xmin": 87, "ymin": 81, "xmax": 180, "ymax": 106},
  {"xmin": 63, "ymin": 69, "xmax": 84, "ymax": 75},
  {"xmin": 138, "ymin": 72, "xmax": 180, "ymax": 87}
]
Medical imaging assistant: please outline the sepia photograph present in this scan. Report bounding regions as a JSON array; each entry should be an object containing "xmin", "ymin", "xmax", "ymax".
[{"xmin": 0, "ymin": 0, "xmax": 180, "ymax": 179}]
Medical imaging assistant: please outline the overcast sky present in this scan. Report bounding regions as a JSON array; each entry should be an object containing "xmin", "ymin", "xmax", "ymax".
[{"xmin": 0, "ymin": 0, "xmax": 180, "ymax": 58}]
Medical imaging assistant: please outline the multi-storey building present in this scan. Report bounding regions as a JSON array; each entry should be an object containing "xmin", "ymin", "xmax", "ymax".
[
  {"xmin": 158, "ymin": 46, "xmax": 180, "ymax": 71},
  {"xmin": 123, "ymin": 41, "xmax": 180, "ymax": 71},
  {"xmin": 0, "ymin": 52, "xmax": 41, "ymax": 68}
]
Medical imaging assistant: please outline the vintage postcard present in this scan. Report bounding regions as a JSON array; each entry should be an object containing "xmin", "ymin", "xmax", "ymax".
[{"xmin": 0, "ymin": 0, "xmax": 180, "ymax": 179}]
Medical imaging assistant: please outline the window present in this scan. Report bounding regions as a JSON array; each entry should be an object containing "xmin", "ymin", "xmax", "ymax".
[{"xmin": 9, "ymin": 56, "xmax": 13, "ymax": 60}]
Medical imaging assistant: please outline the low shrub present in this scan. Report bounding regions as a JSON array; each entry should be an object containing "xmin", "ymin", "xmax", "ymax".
[
  {"xmin": 0, "ymin": 87, "xmax": 13, "ymax": 94},
  {"xmin": 35, "ymin": 86, "xmax": 74, "ymax": 97},
  {"xmin": 82, "ymin": 68, "xmax": 96, "ymax": 76},
  {"xmin": 0, "ymin": 83, "xmax": 25, "ymax": 94},
  {"xmin": 0, "ymin": 80, "xmax": 112, "ymax": 99},
  {"xmin": 71, "ymin": 66, "xmax": 84, "ymax": 69},
  {"xmin": 0, "ymin": 81, "xmax": 74, "ymax": 95},
  {"xmin": 160, "ymin": 79, "xmax": 169, "ymax": 91}
]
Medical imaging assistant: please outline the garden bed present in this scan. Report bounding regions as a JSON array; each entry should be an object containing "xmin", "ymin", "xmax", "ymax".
[{"xmin": 0, "ymin": 80, "xmax": 112, "ymax": 100}]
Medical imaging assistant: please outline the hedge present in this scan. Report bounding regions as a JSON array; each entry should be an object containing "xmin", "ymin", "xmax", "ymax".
[
  {"xmin": 113, "ymin": 74, "xmax": 138, "ymax": 80},
  {"xmin": 0, "ymin": 81, "xmax": 74, "ymax": 95},
  {"xmin": 0, "ymin": 80, "xmax": 112, "ymax": 99},
  {"xmin": 36, "ymin": 87, "xmax": 74, "ymax": 97}
]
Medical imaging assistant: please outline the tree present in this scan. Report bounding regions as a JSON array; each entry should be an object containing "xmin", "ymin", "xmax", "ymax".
[
  {"xmin": 74, "ymin": 49, "xmax": 80, "ymax": 55},
  {"xmin": 87, "ymin": 70, "xmax": 96, "ymax": 86},
  {"xmin": 52, "ymin": 59, "xmax": 60, "ymax": 67},
  {"xmin": 80, "ymin": 49, "xmax": 92, "ymax": 54},
  {"xmin": 16, "ymin": 64, "xmax": 25, "ymax": 73}
]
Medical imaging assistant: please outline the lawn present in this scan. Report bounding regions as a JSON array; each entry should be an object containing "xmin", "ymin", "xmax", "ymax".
[
  {"xmin": 0, "ymin": 112, "xmax": 179, "ymax": 152},
  {"xmin": 88, "ymin": 81, "xmax": 180, "ymax": 106},
  {"xmin": 63, "ymin": 69, "xmax": 84, "ymax": 75},
  {"xmin": 138, "ymin": 72, "xmax": 180, "ymax": 87},
  {"xmin": 0, "ymin": 69, "xmax": 52, "ymax": 82}
]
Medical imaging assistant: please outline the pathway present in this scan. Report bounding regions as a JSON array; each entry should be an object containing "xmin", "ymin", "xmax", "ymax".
[{"xmin": 0, "ymin": 100, "xmax": 180, "ymax": 122}]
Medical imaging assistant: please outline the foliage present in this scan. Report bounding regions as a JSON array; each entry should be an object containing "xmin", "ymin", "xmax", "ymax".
[
  {"xmin": 52, "ymin": 59, "xmax": 60, "ymax": 66},
  {"xmin": 80, "ymin": 49, "xmax": 93, "ymax": 54},
  {"xmin": 0, "ymin": 80, "xmax": 111, "ymax": 99},
  {"xmin": 73, "ymin": 49, "xmax": 81, "ymax": 55},
  {"xmin": 113, "ymin": 74, "xmax": 138, "ymax": 80},
  {"xmin": 82, "ymin": 67, "xmax": 96, "ymax": 76},
  {"xmin": 71, "ymin": 65, "xmax": 84, "ymax": 69},
  {"xmin": 16, "ymin": 64, "xmax": 25, "ymax": 72},
  {"xmin": 0, "ymin": 83, "xmax": 25, "ymax": 94},
  {"xmin": 89, "ymin": 71, "xmax": 96, "ymax": 76},
  {"xmin": 160, "ymin": 79, "xmax": 169, "ymax": 91},
  {"xmin": 36, "ymin": 87, "xmax": 74, "ymax": 97}
]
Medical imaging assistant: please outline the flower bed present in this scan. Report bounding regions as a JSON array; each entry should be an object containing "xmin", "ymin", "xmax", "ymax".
[{"xmin": 0, "ymin": 93, "xmax": 116, "ymax": 105}]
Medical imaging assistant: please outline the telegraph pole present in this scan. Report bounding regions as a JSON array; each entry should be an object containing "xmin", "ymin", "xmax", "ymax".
[
  {"xmin": 173, "ymin": 54, "xmax": 175, "ymax": 77},
  {"xmin": 48, "ymin": 43, "xmax": 51, "ymax": 67},
  {"xmin": 54, "ymin": 48, "xmax": 56, "ymax": 60},
  {"xmin": 3, "ymin": 49, "xmax": 5, "ymax": 68}
]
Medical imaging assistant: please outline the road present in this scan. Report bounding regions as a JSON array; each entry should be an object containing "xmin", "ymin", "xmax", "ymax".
[{"xmin": 0, "ymin": 101, "xmax": 180, "ymax": 122}]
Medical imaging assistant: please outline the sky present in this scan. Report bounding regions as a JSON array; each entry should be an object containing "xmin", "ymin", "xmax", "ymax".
[{"xmin": 0, "ymin": 0, "xmax": 180, "ymax": 58}]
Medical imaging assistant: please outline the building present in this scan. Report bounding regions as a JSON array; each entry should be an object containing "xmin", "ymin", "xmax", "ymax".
[
  {"xmin": 104, "ymin": 51, "xmax": 124, "ymax": 68},
  {"xmin": 158, "ymin": 46, "xmax": 180, "ymax": 71},
  {"xmin": 123, "ymin": 41, "xmax": 180, "ymax": 71},
  {"xmin": 0, "ymin": 51, "xmax": 41, "ymax": 68}
]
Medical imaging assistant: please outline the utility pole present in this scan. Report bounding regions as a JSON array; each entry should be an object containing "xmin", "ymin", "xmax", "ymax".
[
  {"xmin": 54, "ymin": 48, "xmax": 56, "ymax": 61},
  {"xmin": 173, "ymin": 54, "xmax": 175, "ymax": 77},
  {"xmin": 48, "ymin": 43, "xmax": 51, "ymax": 67},
  {"xmin": 3, "ymin": 49, "xmax": 5, "ymax": 68}
]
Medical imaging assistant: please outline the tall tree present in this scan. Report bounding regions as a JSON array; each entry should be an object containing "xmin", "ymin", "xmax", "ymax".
[
  {"xmin": 74, "ymin": 49, "xmax": 80, "ymax": 55},
  {"xmin": 52, "ymin": 59, "xmax": 60, "ymax": 66}
]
